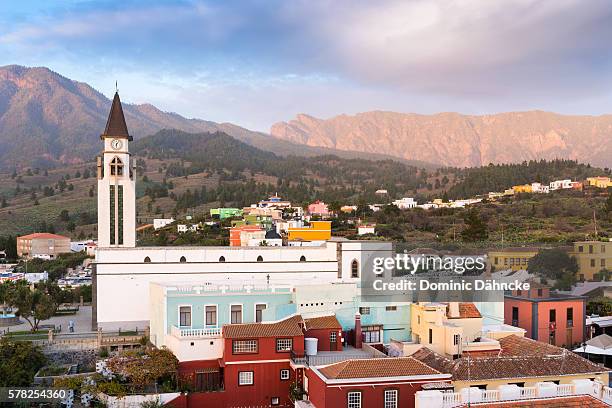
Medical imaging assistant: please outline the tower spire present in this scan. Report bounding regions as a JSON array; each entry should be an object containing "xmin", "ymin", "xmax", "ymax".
[{"xmin": 101, "ymin": 90, "xmax": 132, "ymax": 140}]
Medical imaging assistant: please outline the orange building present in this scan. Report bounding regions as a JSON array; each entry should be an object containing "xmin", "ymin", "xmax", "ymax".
[
  {"xmin": 287, "ymin": 221, "xmax": 331, "ymax": 242},
  {"xmin": 229, "ymin": 225, "xmax": 264, "ymax": 247},
  {"xmin": 505, "ymin": 284, "xmax": 586, "ymax": 348},
  {"xmin": 16, "ymin": 232, "xmax": 71, "ymax": 259}
]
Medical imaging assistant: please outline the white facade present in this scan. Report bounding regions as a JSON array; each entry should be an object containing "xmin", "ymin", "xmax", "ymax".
[
  {"xmin": 153, "ymin": 218, "xmax": 175, "ymax": 230},
  {"xmin": 549, "ymin": 179, "xmax": 573, "ymax": 190},
  {"xmin": 392, "ymin": 197, "xmax": 417, "ymax": 209},
  {"xmin": 357, "ymin": 225, "xmax": 376, "ymax": 235},
  {"xmin": 531, "ymin": 182, "xmax": 550, "ymax": 194}
]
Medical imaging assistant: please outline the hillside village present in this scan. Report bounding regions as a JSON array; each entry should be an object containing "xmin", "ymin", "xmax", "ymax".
[{"xmin": 0, "ymin": 93, "xmax": 611, "ymax": 408}]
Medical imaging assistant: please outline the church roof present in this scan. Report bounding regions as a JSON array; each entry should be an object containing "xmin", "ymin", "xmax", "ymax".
[{"xmin": 101, "ymin": 92, "xmax": 132, "ymax": 140}]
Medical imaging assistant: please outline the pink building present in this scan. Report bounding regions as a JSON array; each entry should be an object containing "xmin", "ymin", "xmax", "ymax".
[{"xmin": 308, "ymin": 200, "xmax": 330, "ymax": 216}]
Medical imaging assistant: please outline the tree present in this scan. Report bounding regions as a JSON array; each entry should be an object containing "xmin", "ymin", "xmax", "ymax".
[
  {"xmin": 587, "ymin": 297, "xmax": 612, "ymax": 316},
  {"xmin": 461, "ymin": 209, "xmax": 488, "ymax": 242},
  {"xmin": 59, "ymin": 209, "xmax": 70, "ymax": 222},
  {"xmin": 106, "ymin": 347, "xmax": 178, "ymax": 391},
  {"xmin": 6, "ymin": 282, "xmax": 57, "ymax": 331},
  {"xmin": 0, "ymin": 338, "xmax": 47, "ymax": 386},
  {"xmin": 528, "ymin": 249, "xmax": 578, "ymax": 290}
]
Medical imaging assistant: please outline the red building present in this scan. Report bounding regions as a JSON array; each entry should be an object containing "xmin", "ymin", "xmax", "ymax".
[
  {"xmin": 504, "ymin": 285, "xmax": 587, "ymax": 347},
  {"xmin": 304, "ymin": 315, "xmax": 343, "ymax": 352},
  {"xmin": 304, "ymin": 358, "xmax": 451, "ymax": 408}
]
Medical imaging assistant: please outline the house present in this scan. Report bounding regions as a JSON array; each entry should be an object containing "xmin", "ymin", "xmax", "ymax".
[
  {"xmin": 571, "ymin": 241, "xmax": 611, "ymax": 281},
  {"xmin": 340, "ymin": 205, "xmax": 357, "ymax": 213},
  {"xmin": 256, "ymin": 194, "xmax": 293, "ymax": 210},
  {"xmin": 308, "ymin": 200, "xmax": 330, "ymax": 217},
  {"xmin": 586, "ymin": 176, "xmax": 612, "ymax": 189},
  {"xmin": 153, "ymin": 218, "xmax": 175, "ymax": 230},
  {"xmin": 209, "ymin": 208, "xmax": 243, "ymax": 220},
  {"xmin": 357, "ymin": 224, "xmax": 376, "ymax": 236},
  {"xmin": 488, "ymin": 247, "xmax": 541, "ymax": 271},
  {"xmin": 375, "ymin": 189, "xmax": 388, "ymax": 195},
  {"xmin": 505, "ymin": 284, "xmax": 586, "ymax": 347},
  {"xmin": 232, "ymin": 213, "xmax": 274, "ymax": 229},
  {"xmin": 288, "ymin": 221, "xmax": 332, "ymax": 242},
  {"xmin": 16, "ymin": 233, "xmax": 71, "ymax": 259},
  {"xmin": 549, "ymin": 179, "xmax": 573, "ymax": 190},
  {"xmin": 229, "ymin": 225, "xmax": 265, "ymax": 247},
  {"xmin": 392, "ymin": 197, "xmax": 417, "ymax": 209},
  {"xmin": 408, "ymin": 302, "xmax": 524, "ymax": 357},
  {"xmin": 512, "ymin": 184, "xmax": 532, "ymax": 194},
  {"xmin": 411, "ymin": 335, "xmax": 609, "ymax": 392},
  {"xmin": 304, "ymin": 358, "xmax": 452, "ymax": 408},
  {"xmin": 530, "ymin": 182, "xmax": 550, "ymax": 194}
]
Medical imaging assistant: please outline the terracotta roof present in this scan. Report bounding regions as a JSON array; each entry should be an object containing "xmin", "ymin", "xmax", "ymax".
[
  {"xmin": 304, "ymin": 315, "xmax": 342, "ymax": 330},
  {"xmin": 318, "ymin": 357, "xmax": 442, "ymax": 380},
  {"xmin": 446, "ymin": 303, "xmax": 482, "ymax": 319},
  {"xmin": 411, "ymin": 336, "xmax": 609, "ymax": 382},
  {"xmin": 18, "ymin": 233, "xmax": 70, "ymax": 240},
  {"xmin": 223, "ymin": 315, "xmax": 303, "ymax": 339},
  {"xmin": 467, "ymin": 395, "xmax": 609, "ymax": 407},
  {"xmin": 102, "ymin": 92, "xmax": 132, "ymax": 140}
]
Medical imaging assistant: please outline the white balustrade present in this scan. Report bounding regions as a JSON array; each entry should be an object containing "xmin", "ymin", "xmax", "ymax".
[{"xmin": 170, "ymin": 326, "xmax": 221, "ymax": 338}]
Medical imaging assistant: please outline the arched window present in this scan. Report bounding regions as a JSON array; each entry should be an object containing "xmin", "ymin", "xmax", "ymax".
[
  {"xmin": 351, "ymin": 259, "xmax": 359, "ymax": 278},
  {"xmin": 110, "ymin": 157, "xmax": 123, "ymax": 176},
  {"xmin": 180, "ymin": 256, "xmax": 186, "ymax": 263},
  {"xmin": 219, "ymin": 256, "xmax": 226, "ymax": 262},
  {"xmin": 144, "ymin": 256, "xmax": 151, "ymax": 263},
  {"xmin": 300, "ymin": 255, "xmax": 306, "ymax": 262},
  {"xmin": 257, "ymin": 255, "xmax": 263, "ymax": 262}
]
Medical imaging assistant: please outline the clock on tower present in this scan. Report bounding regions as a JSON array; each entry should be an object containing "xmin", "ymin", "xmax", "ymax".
[{"xmin": 97, "ymin": 91, "xmax": 136, "ymax": 248}]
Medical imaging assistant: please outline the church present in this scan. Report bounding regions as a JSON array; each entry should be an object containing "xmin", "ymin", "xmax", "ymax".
[{"xmin": 92, "ymin": 92, "xmax": 394, "ymax": 331}]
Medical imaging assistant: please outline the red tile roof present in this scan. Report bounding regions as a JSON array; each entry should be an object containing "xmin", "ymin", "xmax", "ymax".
[
  {"xmin": 304, "ymin": 315, "xmax": 341, "ymax": 330},
  {"xmin": 223, "ymin": 315, "xmax": 303, "ymax": 339},
  {"xmin": 318, "ymin": 357, "xmax": 442, "ymax": 380},
  {"xmin": 411, "ymin": 335, "xmax": 609, "ymax": 381},
  {"xmin": 446, "ymin": 303, "xmax": 482, "ymax": 319},
  {"xmin": 467, "ymin": 395, "xmax": 609, "ymax": 407},
  {"xmin": 18, "ymin": 233, "xmax": 70, "ymax": 240}
]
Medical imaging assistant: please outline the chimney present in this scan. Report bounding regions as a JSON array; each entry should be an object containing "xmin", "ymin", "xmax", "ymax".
[
  {"xmin": 448, "ymin": 302, "xmax": 460, "ymax": 318},
  {"xmin": 354, "ymin": 312, "xmax": 362, "ymax": 349}
]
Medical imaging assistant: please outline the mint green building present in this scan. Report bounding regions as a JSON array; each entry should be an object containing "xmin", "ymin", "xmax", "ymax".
[{"xmin": 210, "ymin": 208, "xmax": 243, "ymax": 220}]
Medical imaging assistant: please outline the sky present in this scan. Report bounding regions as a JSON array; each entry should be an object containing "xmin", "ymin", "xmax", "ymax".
[{"xmin": 2, "ymin": 0, "xmax": 612, "ymax": 131}]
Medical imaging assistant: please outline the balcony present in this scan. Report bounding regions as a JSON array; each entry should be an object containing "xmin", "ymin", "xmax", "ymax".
[
  {"xmin": 170, "ymin": 326, "xmax": 222, "ymax": 338},
  {"xmin": 415, "ymin": 380, "xmax": 612, "ymax": 408}
]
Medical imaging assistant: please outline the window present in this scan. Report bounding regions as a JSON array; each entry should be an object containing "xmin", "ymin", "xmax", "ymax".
[
  {"xmin": 567, "ymin": 308, "xmax": 574, "ymax": 327},
  {"xmin": 109, "ymin": 185, "xmax": 124, "ymax": 245},
  {"xmin": 516, "ymin": 290, "xmax": 522, "ymax": 296},
  {"xmin": 512, "ymin": 307, "xmax": 519, "ymax": 326},
  {"xmin": 384, "ymin": 389, "xmax": 398, "ymax": 408},
  {"xmin": 231, "ymin": 305, "xmax": 242, "ymax": 324},
  {"xmin": 578, "ymin": 245, "xmax": 584, "ymax": 252},
  {"xmin": 144, "ymin": 256, "xmax": 151, "ymax": 263},
  {"xmin": 363, "ymin": 325, "xmax": 381, "ymax": 343},
  {"xmin": 233, "ymin": 340, "xmax": 257, "ymax": 354},
  {"xmin": 602, "ymin": 245, "xmax": 606, "ymax": 253},
  {"xmin": 110, "ymin": 157, "xmax": 123, "ymax": 176},
  {"xmin": 330, "ymin": 331, "xmax": 337, "ymax": 342},
  {"xmin": 238, "ymin": 371, "xmax": 253, "ymax": 385},
  {"xmin": 276, "ymin": 338, "xmax": 293, "ymax": 352},
  {"xmin": 179, "ymin": 306, "xmax": 191, "ymax": 327},
  {"xmin": 453, "ymin": 334, "xmax": 460, "ymax": 346},
  {"xmin": 219, "ymin": 256, "xmax": 225, "ymax": 262},
  {"xmin": 602, "ymin": 259, "xmax": 606, "ymax": 268},
  {"xmin": 280, "ymin": 369, "xmax": 290, "ymax": 380},
  {"xmin": 428, "ymin": 328, "xmax": 433, "ymax": 344},
  {"xmin": 591, "ymin": 259, "xmax": 596, "ymax": 267},
  {"xmin": 589, "ymin": 245, "xmax": 594, "ymax": 254},
  {"xmin": 494, "ymin": 257, "xmax": 499, "ymax": 265},
  {"xmin": 300, "ymin": 255, "xmax": 306, "ymax": 262},
  {"xmin": 205, "ymin": 305, "xmax": 217, "ymax": 326},
  {"xmin": 359, "ymin": 307, "xmax": 370, "ymax": 315},
  {"xmin": 255, "ymin": 304, "xmax": 266, "ymax": 323},
  {"xmin": 351, "ymin": 259, "xmax": 359, "ymax": 278},
  {"xmin": 347, "ymin": 391, "xmax": 361, "ymax": 408},
  {"xmin": 537, "ymin": 288, "xmax": 543, "ymax": 297},
  {"xmin": 257, "ymin": 255, "xmax": 263, "ymax": 262},
  {"xmin": 180, "ymin": 256, "xmax": 186, "ymax": 263},
  {"xmin": 271, "ymin": 397, "xmax": 280, "ymax": 406},
  {"xmin": 549, "ymin": 309, "xmax": 556, "ymax": 323},
  {"xmin": 385, "ymin": 306, "xmax": 397, "ymax": 311}
]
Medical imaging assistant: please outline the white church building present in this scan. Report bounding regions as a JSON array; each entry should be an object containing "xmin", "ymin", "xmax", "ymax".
[{"xmin": 92, "ymin": 93, "xmax": 395, "ymax": 331}]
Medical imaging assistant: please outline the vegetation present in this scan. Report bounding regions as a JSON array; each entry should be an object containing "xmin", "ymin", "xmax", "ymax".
[
  {"xmin": 106, "ymin": 347, "xmax": 179, "ymax": 391},
  {"xmin": 0, "ymin": 338, "xmax": 47, "ymax": 386},
  {"xmin": 1, "ymin": 280, "xmax": 57, "ymax": 331},
  {"xmin": 527, "ymin": 249, "xmax": 579, "ymax": 290},
  {"xmin": 587, "ymin": 297, "xmax": 612, "ymax": 316},
  {"xmin": 15, "ymin": 251, "xmax": 90, "ymax": 281}
]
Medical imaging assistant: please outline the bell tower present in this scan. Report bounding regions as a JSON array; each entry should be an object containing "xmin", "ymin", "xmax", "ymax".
[{"xmin": 97, "ymin": 91, "xmax": 136, "ymax": 247}]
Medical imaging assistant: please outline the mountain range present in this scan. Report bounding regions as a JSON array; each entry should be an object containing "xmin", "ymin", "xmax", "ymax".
[
  {"xmin": 1, "ymin": 64, "xmax": 611, "ymax": 170},
  {"xmin": 271, "ymin": 111, "xmax": 612, "ymax": 168},
  {"xmin": 0, "ymin": 65, "xmax": 410, "ymax": 169}
]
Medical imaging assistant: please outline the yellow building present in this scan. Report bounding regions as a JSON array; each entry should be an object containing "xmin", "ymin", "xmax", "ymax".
[
  {"xmin": 512, "ymin": 184, "xmax": 532, "ymax": 193},
  {"xmin": 287, "ymin": 221, "xmax": 332, "ymax": 241},
  {"xmin": 488, "ymin": 248, "xmax": 540, "ymax": 271},
  {"xmin": 571, "ymin": 241, "xmax": 612, "ymax": 281},
  {"xmin": 586, "ymin": 176, "xmax": 612, "ymax": 189}
]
